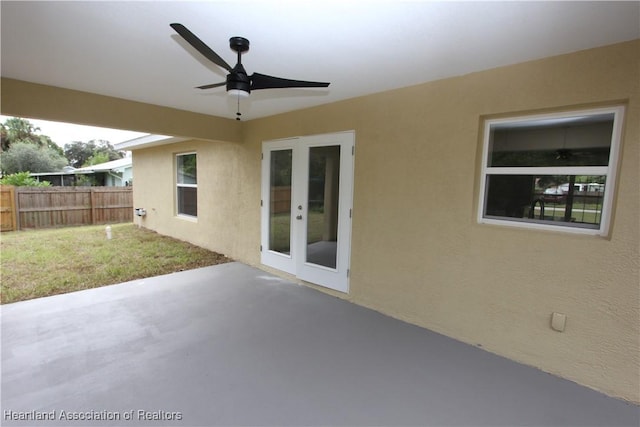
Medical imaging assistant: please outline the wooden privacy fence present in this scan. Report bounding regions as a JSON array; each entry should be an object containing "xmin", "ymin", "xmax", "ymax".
[{"xmin": 0, "ymin": 186, "xmax": 133, "ymax": 231}]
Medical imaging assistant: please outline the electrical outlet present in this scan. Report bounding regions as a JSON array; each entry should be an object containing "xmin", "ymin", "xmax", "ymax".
[{"xmin": 551, "ymin": 312, "xmax": 566, "ymax": 332}]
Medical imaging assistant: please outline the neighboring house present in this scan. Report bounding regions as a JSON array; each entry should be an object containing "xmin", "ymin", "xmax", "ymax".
[
  {"xmin": 74, "ymin": 157, "xmax": 133, "ymax": 186},
  {"xmin": 3, "ymin": 41, "xmax": 639, "ymax": 406},
  {"xmin": 31, "ymin": 157, "xmax": 132, "ymax": 186}
]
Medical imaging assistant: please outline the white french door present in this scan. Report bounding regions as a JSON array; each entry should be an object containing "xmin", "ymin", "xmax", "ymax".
[{"xmin": 261, "ymin": 131, "xmax": 354, "ymax": 293}]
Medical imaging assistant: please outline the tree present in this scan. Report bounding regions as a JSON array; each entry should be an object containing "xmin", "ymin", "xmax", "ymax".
[
  {"xmin": 0, "ymin": 171, "xmax": 51, "ymax": 187},
  {"xmin": 0, "ymin": 118, "xmax": 40, "ymax": 151},
  {"xmin": 39, "ymin": 134, "xmax": 65, "ymax": 157},
  {"xmin": 64, "ymin": 140, "xmax": 124, "ymax": 168},
  {"xmin": 83, "ymin": 152, "xmax": 110, "ymax": 167},
  {"xmin": 63, "ymin": 141, "xmax": 95, "ymax": 168},
  {"xmin": 0, "ymin": 142, "xmax": 68, "ymax": 174},
  {"xmin": 93, "ymin": 140, "xmax": 125, "ymax": 162},
  {"xmin": 0, "ymin": 117, "xmax": 64, "ymax": 157},
  {"xmin": 0, "ymin": 117, "xmax": 125, "ymax": 170}
]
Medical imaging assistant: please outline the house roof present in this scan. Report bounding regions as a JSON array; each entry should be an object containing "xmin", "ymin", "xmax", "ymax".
[
  {"xmin": 2, "ymin": 2, "xmax": 638, "ymax": 121},
  {"xmin": 74, "ymin": 157, "xmax": 132, "ymax": 173},
  {"xmin": 31, "ymin": 157, "xmax": 133, "ymax": 177},
  {"xmin": 114, "ymin": 134, "xmax": 188, "ymax": 151}
]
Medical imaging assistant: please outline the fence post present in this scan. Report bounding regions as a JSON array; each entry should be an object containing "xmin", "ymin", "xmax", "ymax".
[
  {"xmin": 14, "ymin": 187, "xmax": 21, "ymax": 230},
  {"xmin": 10, "ymin": 186, "xmax": 17, "ymax": 231},
  {"xmin": 90, "ymin": 188, "xmax": 97, "ymax": 225}
]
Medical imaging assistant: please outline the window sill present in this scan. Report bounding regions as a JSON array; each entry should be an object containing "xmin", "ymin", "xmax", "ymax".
[
  {"xmin": 479, "ymin": 216, "xmax": 607, "ymax": 237},
  {"xmin": 176, "ymin": 214, "xmax": 198, "ymax": 223}
]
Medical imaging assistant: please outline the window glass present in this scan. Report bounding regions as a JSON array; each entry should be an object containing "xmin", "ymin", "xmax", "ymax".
[
  {"xmin": 479, "ymin": 107, "xmax": 622, "ymax": 235},
  {"xmin": 484, "ymin": 174, "xmax": 606, "ymax": 229},
  {"xmin": 177, "ymin": 154, "xmax": 197, "ymax": 184},
  {"xmin": 306, "ymin": 145, "xmax": 340, "ymax": 269},
  {"xmin": 269, "ymin": 149, "xmax": 292, "ymax": 254},
  {"xmin": 488, "ymin": 114, "xmax": 613, "ymax": 167},
  {"xmin": 177, "ymin": 153, "xmax": 197, "ymax": 217},
  {"xmin": 177, "ymin": 186, "xmax": 197, "ymax": 217}
]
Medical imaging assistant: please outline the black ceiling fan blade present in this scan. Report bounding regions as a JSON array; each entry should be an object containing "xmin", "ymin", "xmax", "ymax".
[
  {"xmin": 250, "ymin": 72, "xmax": 330, "ymax": 91},
  {"xmin": 196, "ymin": 82, "xmax": 227, "ymax": 90},
  {"xmin": 170, "ymin": 23, "xmax": 233, "ymax": 72}
]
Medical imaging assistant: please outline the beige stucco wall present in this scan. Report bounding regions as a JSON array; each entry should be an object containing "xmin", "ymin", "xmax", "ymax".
[
  {"xmin": 2, "ymin": 40, "xmax": 638, "ymax": 402},
  {"xmin": 238, "ymin": 40, "xmax": 640, "ymax": 403},
  {"xmin": 129, "ymin": 138, "xmax": 255, "ymax": 259}
]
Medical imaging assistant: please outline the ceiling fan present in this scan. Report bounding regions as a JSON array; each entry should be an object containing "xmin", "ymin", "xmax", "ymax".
[{"xmin": 170, "ymin": 23, "xmax": 330, "ymax": 119}]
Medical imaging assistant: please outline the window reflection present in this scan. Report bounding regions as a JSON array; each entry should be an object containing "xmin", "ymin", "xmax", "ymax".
[
  {"xmin": 306, "ymin": 146, "xmax": 340, "ymax": 269},
  {"xmin": 489, "ymin": 115, "xmax": 613, "ymax": 167},
  {"xmin": 269, "ymin": 150, "xmax": 292, "ymax": 254},
  {"xmin": 485, "ymin": 175, "xmax": 606, "ymax": 228}
]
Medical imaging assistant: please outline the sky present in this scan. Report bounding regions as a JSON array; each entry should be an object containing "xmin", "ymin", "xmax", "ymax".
[{"xmin": 0, "ymin": 115, "xmax": 147, "ymax": 149}]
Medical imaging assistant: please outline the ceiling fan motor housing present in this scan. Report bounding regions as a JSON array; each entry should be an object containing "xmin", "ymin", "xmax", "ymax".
[
  {"xmin": 227, "ymin": 37, "xmax": 251, "ymax": 93},
  {"xmin": 227, "ymin": 64, "xmax": 251, "ymax": 93}
]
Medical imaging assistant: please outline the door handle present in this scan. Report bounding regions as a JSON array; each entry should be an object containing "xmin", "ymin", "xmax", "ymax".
[{"xmin": 296, "ymin": 215, "xmax": 303, "ymax": 220}]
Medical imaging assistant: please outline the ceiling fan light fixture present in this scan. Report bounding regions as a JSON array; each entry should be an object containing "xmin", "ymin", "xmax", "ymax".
[{"xmin": 228, "ymin": 88, "xmax": 250, "ymax": 98}]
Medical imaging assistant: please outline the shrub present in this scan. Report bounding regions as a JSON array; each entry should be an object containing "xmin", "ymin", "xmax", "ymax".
[
  {"xmin": 1, "ymin": 142, "xmax": 67, "ymax": 174},
  {"xmin": 0, "ymin": 171, "xmax": 51, "ymax": 187}
]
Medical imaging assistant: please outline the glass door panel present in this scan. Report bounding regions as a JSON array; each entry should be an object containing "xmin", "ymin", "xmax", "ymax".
[
  {"xmin": 306, "ymin": 145, "xmax": 340, "ymax": 269},
  {"xmin": 269, "ymin": 149, "xmax": 292, "ymax": 254}
]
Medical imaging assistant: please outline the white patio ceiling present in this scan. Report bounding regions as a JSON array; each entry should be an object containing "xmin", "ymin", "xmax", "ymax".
[{"xmin": 2, "ymin": 1, "xmax": 638, "ymax": 121}]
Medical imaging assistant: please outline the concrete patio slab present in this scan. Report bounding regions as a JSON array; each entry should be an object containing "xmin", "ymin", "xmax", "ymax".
[{"xmin": 2, "ymin": 262, "xmax": 638, "ymax": 426}]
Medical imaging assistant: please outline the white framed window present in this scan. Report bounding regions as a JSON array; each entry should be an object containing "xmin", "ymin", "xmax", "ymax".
[
  {"xmin": 478, "ymin": 106, "xmax": 625, "ymax": 236},
  {"xmin": 176, "ymin": 152, "xmax": 197, "ymax": 217}
]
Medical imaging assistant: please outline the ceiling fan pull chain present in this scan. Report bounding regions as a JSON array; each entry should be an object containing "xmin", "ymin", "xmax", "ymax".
[{"xmin": 236, "ymin": 95, "xmax": 242, "ymax": 121}]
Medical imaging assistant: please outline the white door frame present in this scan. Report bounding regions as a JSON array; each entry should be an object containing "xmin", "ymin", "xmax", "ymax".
[{"xmin": 261, "ymin": 131, "xmax": 354, "ymax": 293}]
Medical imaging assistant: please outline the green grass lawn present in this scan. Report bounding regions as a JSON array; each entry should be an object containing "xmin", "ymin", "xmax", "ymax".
[{"xmin": 0, "ymin": 224, "xmax": 231, "ymax": 304}]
